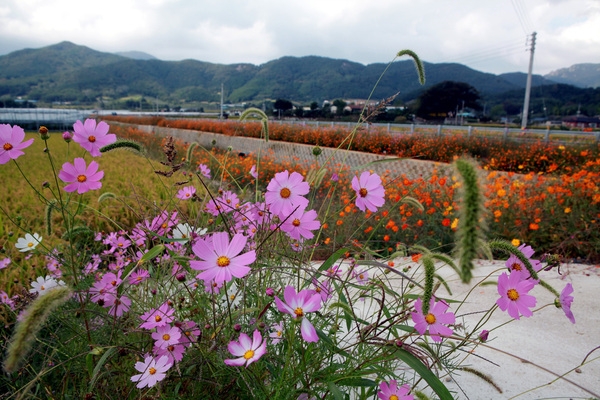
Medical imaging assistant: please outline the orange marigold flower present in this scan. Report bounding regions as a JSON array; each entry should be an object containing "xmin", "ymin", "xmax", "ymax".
[
  {"xmin": 391, "ymin": 225, "xmax": 399, "ymax": 232},
  {"xmin": 387, "ymin": 261, "xmax": 395, "ymax": 267},
  {"xmin": 322, "ymin": 223, "xmax": 328, "ymax": 229},
  {"xmin": 497, "ymin": 189, "xmax": 507, "ymax": 197},
  {"xmin": 411, "ymin": 253, "xmax": 422, "ymax": 263},
  {"xmin": 416, "ymin": 219, "xmax": 424, "ymax": 227},
  {"xmin": 494, "ymin": 210, "xmax": 502, "ymax": 218},
  {"xmin": 336, "ymin": 220, "xmax": 344, "ymax": 226},
  {"xmin": 383, "ymin": 235, "xmax": 390, "ymax": 242},
  {"xmin": 564, "ymin": 207, "xmax": 572, "ymax": 214},
  {"xmin": 529, "ymin": 223, "xmax": 539, "ymax": 230},
  {"xmin": 324, "ymin": 237, "xmax": 331, "ymax": 245},
  {"xmin": 364, "ymin": 226, "xmax": 374, "ymax": 234},
  {"xmin": 511, "ymin": 238, "xmax": 520, "ymax": 246},
  {"xmin": 442, "ymin": 218, "xmax": 451, "ymax": 227}
]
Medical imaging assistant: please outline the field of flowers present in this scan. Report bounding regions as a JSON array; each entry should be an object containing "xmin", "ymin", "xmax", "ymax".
[
  {"xmin": 107, "ymin": 118, "xmax": 600, "ymax": 262},
  {"xmin": 0, "ymin": 117, "xmax": 594, "ymax": 399}
]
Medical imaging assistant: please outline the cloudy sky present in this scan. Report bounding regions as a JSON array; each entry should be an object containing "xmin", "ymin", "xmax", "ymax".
[{"xmin": 1, "ymin": 0, "xmax": 599, "ymax": 75}]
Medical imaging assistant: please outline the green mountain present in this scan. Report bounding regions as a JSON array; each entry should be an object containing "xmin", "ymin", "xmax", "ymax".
[{"xmin": 0, "ymin": 40, "xmax": 589, "ymax": 109}]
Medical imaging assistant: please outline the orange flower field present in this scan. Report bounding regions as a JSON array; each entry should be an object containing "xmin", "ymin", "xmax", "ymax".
[{"xmin": 106, "ymin": 116, "xmax": 600, "ymax": 262}]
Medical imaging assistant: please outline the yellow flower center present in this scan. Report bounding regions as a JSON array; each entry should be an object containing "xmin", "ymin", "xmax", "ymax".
[
  {"xmin": 217, "ymin": 255, "xmax": 230, "ymax": 267},
  {"xmin": 507, "ymin": 288, "xmax": 520, "ymax": 301},
  {"xmin": 3, "ymin": 143, "xmax": 13, "ymax": 151},
  {"xmin": 77, "ymin": 174, "xmax": 87, "ymax": 183},
  {"xmin": 277, "ymin": 331, "xmax": 282, "ymax": 337},
  {"xmin": 359, "ymin": 188, "xmax": 368, "ymax": 197},
  {"xmin": 148, "ymin": 367, "xmax": 156, "ymax": 375},
  {"xmin": 292, "ymin": 218, "xmax": 301, "ymax": 227},
  {"xmin": 294, "ymin": 307, "xmax": 304, "ymax": 317},
  {"xmin": 40, "ymin": 285, "xmax": 45, "ymax": 290},
  {"xmin": 161, "ymin": 223, "xmax": 168, "ymax": 229},
  {"xmin": 280, "ymin": 187, "xmax": 291, "ymax": 199},
  {"xmin": 88, "ymin": 135, "xmax": 96, "ymax": 143},
  {"xmin": 27, "ymin": 242, "xmax": 34, "ymax": 247},
  {"xmin": 425, "ymin": 313, "xmax": 436, "ymax": 324},
  {"xmin": 390, "ymin": 395, "xmax": 399, "ymax": 400},
  {"xmin": 162, "ymin": 334, "xmax": 171, "ymax": 341},
  {"xmin": 154, "ymin": 315, "xmax": 162, "ymax": 322},
  {"xmin": 510, "ymin": 263, "xmax": 522, "ymax": 271},
  {"xmin": 243, "ymin": 349, "xmax": 254, "ymax": 360}
]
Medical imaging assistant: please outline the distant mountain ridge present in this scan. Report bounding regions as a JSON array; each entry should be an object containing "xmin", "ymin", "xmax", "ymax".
[
  {"xmin": 545, "ymin": 63, "xmax": 600, "ymax": 88},
  {"xmin": 0, "ymin": 41, "xmax": 598, "ymax": 107}
]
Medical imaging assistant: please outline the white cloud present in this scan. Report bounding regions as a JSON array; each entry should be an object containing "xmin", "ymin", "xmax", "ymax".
[{"xmin": 0, "ymin": 0, "xmax": 599, "ymax": 74}]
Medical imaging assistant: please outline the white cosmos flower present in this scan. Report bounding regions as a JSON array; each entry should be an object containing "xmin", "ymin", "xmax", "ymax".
[
  {"xmin": 172, "ymin": 223, "xmax": 207, "ymax": 244},
  {"xmin": 15, "ymin": 233, "xmax": 42, "ymax": 252},
  {"xmin": 30, "ymin": 275, "xmax": 65, "ymax": 296}
]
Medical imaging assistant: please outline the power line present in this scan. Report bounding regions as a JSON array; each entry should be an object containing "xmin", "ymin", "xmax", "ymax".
[
  {"xmin": 511, "ymin": 0, "xmax": 535, "ymax": 34},
  {"xmin": 438, "ymin": 37, "xmax": 527, "ymax": 68}
]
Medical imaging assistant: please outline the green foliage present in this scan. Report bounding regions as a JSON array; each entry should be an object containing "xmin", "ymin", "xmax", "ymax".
[{"xmin": 3, "ymin": 286, "xmax": 72, "ymax": 373}]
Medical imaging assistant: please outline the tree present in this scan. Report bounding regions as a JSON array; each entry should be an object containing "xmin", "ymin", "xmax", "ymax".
[
  {"xmin": 273, "ymin": 98, "xmax": 293, "ymax": 118},
  {"xmin": 416, "ymin": 81, "xmax": 481, "ymax": 120}
]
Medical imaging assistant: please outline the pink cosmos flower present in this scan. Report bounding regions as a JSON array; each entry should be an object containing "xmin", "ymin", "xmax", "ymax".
[
  {"xmin": 265, "ymin": 171, "xmax": 310, "ymax": 218},
  {"xmin": 190, "ymin": 232, "xmax": 256, "ymax": 285},
  {"xmin": 505, "ymin": 243, "xmax": 542, "ymax": 279},
  {"xmin": 352, "ymin": 171, "xmax": 385, "ymax": 212},
  {"xmin": 205, "ymin": 190, "xmax": 240, "ymax": 216},
  {"xmin": 279, "ymin": 208, "xmax": 321, "ymax": 241},
  {"xmin": 250, "ymin": 164, "xmax": 258, "ymax": 178},
  {"xmin": 154, "ymin": 343, "xmax": 186, "ymax": 364},
  {"xmin": 558, "ymin": 283, "xmax": 575, "ymax": 324},
  {"xmin": 130, "ymin": 355, "xmax": 172, "ymax": 389},
  {"xmin": 411, "ymin": 297, "xmax": 455, "ymax": 342},
  {"xmin": 152, "ymin": 325, "xmax": 182, "ymax": 349},
  {"xmin": 274, "ymin": 286, "xmax": 322, "ymax": 343},
  {"xmin": 352, "ymin": 268, "xmax": 369, "ymax": 285},
  {"xmin": 0, "ymin": 258, "xmax": 10, "ymax": 270},
  {"xmin": 58, "ymin": 157, "xmax": 104, "ymax": 194},
  {"xmin": 176, "ymin": 186, "xmax": 196, "ymax": 200},
  {"xmin": 139, "ymin": 302, "xmax": 175, "ymax": 329},
  {"xmin": 269, "ymin": 322, "xmax": 284, "ymax": 344},
  {"xmin": 224, "ymin": 329, "xmax": 267, "ymax": 368},
  {"xmin": 377, "ymin": 380, "xmax": 413, "ymax": 400},
  {"xmin": 198, "ymin": 163, "xmax": 211, "ymax": 179},
  {"xmin": 0, "ymin": 290, "xmax": 15, "ymax": 309},
  {"xmin": 496, "ymin": 270, "xmax": 537, "ymax": 320},
  {"xmin": 129, "ymin": 269, "xmax": 150, "ymax": 285},
  {"xmin": 312, "ymin": 278, "xmax": 332, "ymax": 303},
  {"xmin": 176, "ymin": 320, "xmax": 201, "ymax": 347},
  {"xmin": 105, "ymin": 294, "xmax": 131, "ymax": 317},
  {"xmin": 0, "ymin": 124, "xmax": 34, "ymax": 164},
  {"xmin": 72, "ymin": 119, "xmax": 116, "ymax": 157}
]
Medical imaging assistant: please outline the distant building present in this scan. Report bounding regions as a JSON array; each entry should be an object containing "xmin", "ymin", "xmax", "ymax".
[{"xmin": 562, "ymin": 115, "xmax": 600, "ymax": 128}]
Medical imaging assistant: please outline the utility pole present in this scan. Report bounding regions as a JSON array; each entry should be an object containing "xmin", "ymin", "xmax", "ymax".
[
  {"xmin": 521, "ymin": 32, "xmax": 537, "ymax": 129},
  {"xmin": 220, "ymin": 83, "xmax": 224, "ymax": 119}
]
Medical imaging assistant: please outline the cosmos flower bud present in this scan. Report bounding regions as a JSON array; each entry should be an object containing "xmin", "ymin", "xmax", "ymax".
[
  {"xmin": 62, "ymin": 131, "xmax": 73, "ymax": 142},
  {"xmin": 39, "ymin": 126, "xmax": 50, "ymax": 140},
  {"xmin": 478, "ymin": 329, "xmax": 489, "ymax": 342},
  {"xmin": 265, "ymin": 287, "xmax": 275, "ymax": 297},
  {"xmin": 312, "ymin": 145, "xmax": 322, "ymax": 156}
]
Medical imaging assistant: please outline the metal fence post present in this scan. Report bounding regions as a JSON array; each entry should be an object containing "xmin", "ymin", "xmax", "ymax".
[
  {"xmin": 468, "ymin": 126, "xmax": 472, "ymax": 137},
  {"xmin": 503, "ymin": 127, "xmax": 509, "ymax": 141},
  {"xmin": 437, "ymin": 125, "xmax": 442, "ymax": 136},
  {"xmin": 545, "ymin": 128, "xmax": 550, "ymax": 143},
  {"xmin": 410, "ymin": 124, "xmax": 414, "ymax": 134}
]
